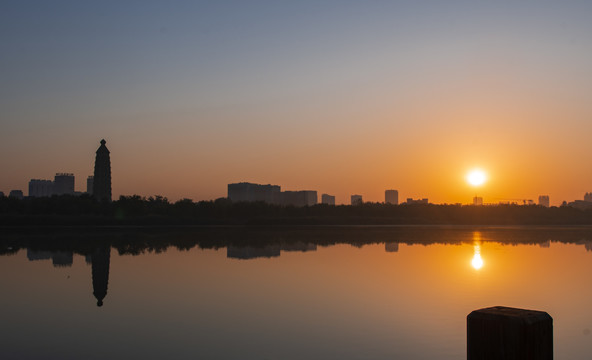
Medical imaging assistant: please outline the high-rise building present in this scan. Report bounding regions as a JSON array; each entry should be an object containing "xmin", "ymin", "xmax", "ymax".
[
  {"xmin": 87, "ymin": 176, "xmax": 94, "ymax": 195},
  {"xmin": 29, "ymin": 179, "xmax": 54, "ymax": 197},
  {"xmin": 473, "ymin": 196, "xmax": 483, "ymax": 206},
  {"xmin": 385, "ymin": 190, "xmax": 399, "ymax": 205},
  {"xmin": 585, "ymin": 193, "xmax": 592, "ymax": 202},
  {"xmin": 9, "ymin": 190, "xmax": 24, "ymax": 199},
  {"xmin": 281, "ymin": 190, "xmax": 317, "ymax": 207},
  {"xmin": 93, "ymin": 139, "xmax": 112, "ymax": 202},
  {"xmin": 321, "ymin": 194, "xmax": 336, "ymax": 205},
  {"xmin": 538, "ymin": 195, "xmax": 550, "ymax": 207},
  {"xmin": 351, "ymin": 194, "xmax": 363, "ymax": 205},
  {"xmin": 54, "ymin": 173, "xmax": 75, "ymax": 195},
  {"xmin": 0, "ymin": 191, "xmax": 4, "ymax": 197},
  {"xmin": 227, "ymin": 182, "xmax": 281, "ymax": 204}
]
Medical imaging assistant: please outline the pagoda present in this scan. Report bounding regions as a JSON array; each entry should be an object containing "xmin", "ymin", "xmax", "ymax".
[{"xmin": 93, "ymin": 139, "xmax": 112, "ymax": 202}]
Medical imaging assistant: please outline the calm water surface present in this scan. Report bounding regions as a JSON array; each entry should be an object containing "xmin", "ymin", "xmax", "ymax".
[{"xmin": 1, "ymin": 226, "xmax": 592, "ymax": 359}]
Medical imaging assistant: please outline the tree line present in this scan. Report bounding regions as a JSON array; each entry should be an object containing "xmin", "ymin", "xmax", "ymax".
[{"xmin": 1, "ymin": 194, "xmax": 592, "ymax": 225}]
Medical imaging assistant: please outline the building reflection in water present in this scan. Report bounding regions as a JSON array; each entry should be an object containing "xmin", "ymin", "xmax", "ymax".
[
  {"xmin": 385, "ymin": 242, "xmax": 399, "ymax": 253},
  {"xmin": 91, "ymin": 246, "xmax": 111, "ymax": 307},
  {"xmin": 227, "ymin": 245, "xmax": 281, "ymax": 259},
  {"xmin": 471, "ymin": 232, "xmax": 484, "ymax": 270},
  {"xmin": 281, "ymin": 242, "xmax": 317, "ymax": 252},
  {"xmin": 227, "ymin": 242, "xmax": 317, "ymax": 260},
  {"xmin": 27, "ymin": 249, "xmax": 73, "ymax": 267},
  {"xmin": 539, "ymin": 240, "xmax": 551, "ymax": 248}
]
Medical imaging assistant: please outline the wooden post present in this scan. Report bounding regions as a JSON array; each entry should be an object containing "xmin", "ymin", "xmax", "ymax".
[{"xmin": 467, "ymin": 306, "xmax": 553, "ymax": 360}]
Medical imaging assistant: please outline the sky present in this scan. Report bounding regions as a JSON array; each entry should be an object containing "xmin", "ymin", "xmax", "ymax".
[{"xmin": 2, "ymin": 0, "xmax": 592, "ymax": 205}]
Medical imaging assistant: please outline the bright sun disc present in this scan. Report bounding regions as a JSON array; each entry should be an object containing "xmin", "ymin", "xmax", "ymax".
[{"xmin": 467, "ymin": 169, "xmax": 487, "ymax": 186}]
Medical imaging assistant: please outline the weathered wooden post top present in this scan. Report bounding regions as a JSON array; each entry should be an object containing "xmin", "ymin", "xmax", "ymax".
[{"xmin": 467, "ymin": 306, "xmax": 553, "ymax": 360}]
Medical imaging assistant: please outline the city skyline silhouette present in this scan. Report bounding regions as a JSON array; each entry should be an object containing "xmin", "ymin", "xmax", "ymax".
[{"xmin": 3, "ymin": 139, "xmax": 591, "ymax": 207}]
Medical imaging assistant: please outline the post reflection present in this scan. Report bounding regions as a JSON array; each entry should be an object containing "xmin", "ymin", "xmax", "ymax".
[{"xmin": 471, "ymin": 232, "xmax": 484, "ymax": 270}]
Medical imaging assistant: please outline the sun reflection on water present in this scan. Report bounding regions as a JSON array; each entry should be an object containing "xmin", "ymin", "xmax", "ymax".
[{"xmin": 471, "ymin": 232, "xmax": 484, "ymax": 270}]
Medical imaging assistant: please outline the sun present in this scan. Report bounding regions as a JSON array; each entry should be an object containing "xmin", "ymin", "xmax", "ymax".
[{"xmin": 467, "ymin": 169, "xmax": 487, "ymax": 187}]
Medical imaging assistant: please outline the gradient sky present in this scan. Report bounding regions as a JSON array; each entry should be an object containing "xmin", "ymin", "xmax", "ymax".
[{"xmin": 2, "ymin": 0, "xmax": 592, "ymax": 204}]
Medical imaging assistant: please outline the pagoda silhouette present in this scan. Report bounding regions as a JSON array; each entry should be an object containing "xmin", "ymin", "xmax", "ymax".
[{"xmin": 93, "ymin": 139, "xmax": 112, "ymax": 202}]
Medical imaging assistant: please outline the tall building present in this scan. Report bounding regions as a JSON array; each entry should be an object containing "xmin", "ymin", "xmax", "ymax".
[
  {"xmin": 281, "ymin": 190, "xmax": 317, "ymax": 207},
  {"xmin": 54, "ymin": 173, "xmax": 75, "ymax": 195},
  {"xmin": 321, "ymin": 194, "xmax": 336, "ymax": 205},
  {"xmin": 29, "ymin": 179, "xmax": 54, "ymax": 197},
  {"xmin": 351, "ymin": 194, "xmax": 363, "ymax": 205},
  {"xmin": 227, "ymin": 182, "xmax": 321, "ymax": 207},
  {"xmin": 0, "ymin": 191, "xmax": 4, "ymax": 197},
  {"xmin": 9, "ymin": 190, "xmax": 24, "ymax": 199},
  {"xmin": 585, "ymin": 193, "xmax": 592, "ymax": 202},
  {"xmin": 385, "ymin": 190, "xmax": 399, "ymax": 205},
  {"xmin": 538, "ymin": 195, "xmax": 550, "ymax": 207},
  {"xmin": 86, "ymin": 176, "xmax": 94, "ymax": 195},
  {"xmin": 93, "ymin": 139, "xmax": 112, "ymax": 202},
  {"xmin": 473, "ymin": 196, "xmax": 483, "ymax": 206},
  {"xmin": 227, "ymin": 182, "xmax": 281, "ymax": 203}
]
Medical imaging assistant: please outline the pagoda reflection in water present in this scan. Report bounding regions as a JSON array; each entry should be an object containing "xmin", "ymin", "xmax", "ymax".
[
  {"xmin": 91, "ymin": 246, "xmax": 111, "ymax": 307},
  {"xmin": 26, "ymin": 246, "xmax": 111, "ymax": 307}
]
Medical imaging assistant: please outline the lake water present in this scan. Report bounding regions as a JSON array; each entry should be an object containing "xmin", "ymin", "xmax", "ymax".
[{"xmin": 1, "ymin": 226, "xmax": 592, "ymax": 359}]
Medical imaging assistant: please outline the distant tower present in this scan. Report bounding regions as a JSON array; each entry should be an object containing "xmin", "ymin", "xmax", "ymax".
[
  {"xmin": 86, "ymin": 176, "xmax": 94, "ymax": 195},
  {"xmin": 321, "ymin": 194, "xmax": 336, "ymax": 205},
  {"xmin": 385, "ymin": 190, "xmax": 399, "ymax": 205},
  {"xmin": 351, "ymin": 194, "xmax": 363, "ymax": 205},
  {"xmin": 9, "ymin": 190, "xmax": 24, "ymax": 199},
  {"xmin": 93, "ymin": 139, "xmax": 112, "ymax": 202},
  {"xmin": 29, "ymin": 179, "xmax": 54, "ymax": 197},
  {"xmin": 538, "ymin": 195, "xmax": 550, "ymax": 207},
  {"xmin": 53, "ymin": 173, "xmax": 75, "ymax": 195}
]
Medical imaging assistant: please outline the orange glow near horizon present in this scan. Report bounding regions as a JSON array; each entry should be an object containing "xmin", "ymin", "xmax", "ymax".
[{"xmin": 0, "ymin": 132, "xmax": 585, "ymax": 206}]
